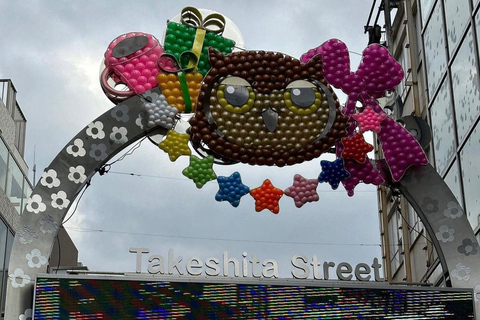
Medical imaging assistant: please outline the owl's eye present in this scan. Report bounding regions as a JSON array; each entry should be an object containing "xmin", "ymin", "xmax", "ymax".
[
  {"xmin": 217, "ymin": 77, "xmax": 255, "ymax": 114},
  {"xmin": 284, "ymin": 80, "xmax": 323, "ymax": 115}
]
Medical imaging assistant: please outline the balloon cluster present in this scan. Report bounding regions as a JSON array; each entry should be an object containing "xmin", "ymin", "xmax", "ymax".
[
  {"xmin": 143, "ymin": 93, "xmax": 178, "ymax": 128},
  {"xmin": 250, "ymin": 179, "xmax": 284, "ymax": 214},
  {"xmin": 182, "ymin": 155, "xmax": 217, "ymax": 188},
  {"xmin": 100, "ymin": 6, "xmax": 428, "ymax": 210},
  {"xmin": 157, "ymin": 72, "xmax": 203, "ymax": 113},
  {"xmin": 301, "ymin": 38, "xmax": 428, "ymax": 195},
  {"xmin": 103, "ymin": 32, "xmax": 164, "ymax": 95},
  {"xmin": 158, "ymin": 130, "xmax": 192, "ymax": 162},
  {"xmin": 341, "ymin": 133, "xmax": 374, "ymax": 163},
  {"xmin": 378, "ymin": 117, "xmax": 428, "ymax": 181},
  {"xmin": 318, "ymin": 158, "xmax": 350, "ymax": 190},
  {"xmin": 164, "ymin": 22, "xmax": 235, "ymax": 75},
  {"xmin": 284, "ymin": 174, "xmax": 319, "ymax": 208},
  {"xmin": 190, "ymin": 49, "xmax": 350, "ymax": 167},
  {"xmin": 215, "ymin": 172, "xmax": 250, "ymax": 207}
]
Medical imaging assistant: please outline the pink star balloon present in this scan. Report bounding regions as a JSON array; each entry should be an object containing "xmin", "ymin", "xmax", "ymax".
[
  {"xmin": 352, "ymin": 106, "xmax": 387, "ymax": 133},
  {"xmin": 284, "ymin": 174, "xmax": 319, "ymax": 208}
]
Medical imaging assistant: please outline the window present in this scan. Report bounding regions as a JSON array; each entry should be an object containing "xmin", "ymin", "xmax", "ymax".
[
  {"xmin": 6, "ymin": 157, "xmax": 24, "ymax": 214},
  {"xmin": 429, "ymin": 78, "xmax": 455, "ymax": 175},
  {"xmin": 407, "ymin": 204, "xmax": 423, "ymax": 244},
  {"xmin": 388, "ymin": 206, "xmax": 403, "ymax": 273},
  {"xmin": 460, "ymin": 124, "xmax": 480, "ymax": 230},
  {"xmin": 423, "ymin": 2, "xmax": 448, "ymax": 98},
  {"xmin": 451, "ymin": 30, "xmax": 480, "ymax": 143},
  {"xmin": 443, "ymin": 0, "xmax": 470, "ymax": 55},
  {"xmin": 0, "ymin": 141, "xmax": 8, "ymax": 193},
  {"xmin": 13, "ymin": 104, "xmax": 26, "ymax": 157},
  {"xmin": 0, "ymin": 220, "xmax": 8, "ymax": 314},
  {"xmin": 1, "ymin": 231, "xmax": 13, "ymax": 313}
]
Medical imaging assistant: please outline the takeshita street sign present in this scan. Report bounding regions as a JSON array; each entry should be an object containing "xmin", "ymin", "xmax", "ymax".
[
  {"xmin": 5, "ymin": 6, "xmax": 480, "ymax": 319},
  {"xmin": 129, "ymin": 247, "xmax": 385, "ymax": 281}
]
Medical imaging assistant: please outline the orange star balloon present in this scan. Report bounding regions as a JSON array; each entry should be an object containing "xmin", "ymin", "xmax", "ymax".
[{"xmin": 250, "ymin": 179, "xmax": 284, "ymax": 214}]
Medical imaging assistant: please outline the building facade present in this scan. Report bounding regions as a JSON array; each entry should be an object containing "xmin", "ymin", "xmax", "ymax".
[
  {"xmin": 0, "ymin": 79, "xmax": 81, "ymax": 317},
  {"xmin": 373, "ymin": 0, "xmax": 480, "ymax": 286}
]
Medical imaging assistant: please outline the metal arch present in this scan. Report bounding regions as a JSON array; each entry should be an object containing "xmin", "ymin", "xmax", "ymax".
[
  {"xmin": 5, "ymin": 87, "xmax": 480, "ymax": 318},
  {"xmin": 397, "ymin": 164, "xmax": 480, "ymax": 294},
  {"xmin": 5, "ymin": 89, "xmax": 166, "ymax": 319}
]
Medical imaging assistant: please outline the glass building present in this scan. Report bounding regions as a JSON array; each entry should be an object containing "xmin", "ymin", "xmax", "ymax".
[
  {"xmin": 0, "ymin": 79, "xmax": 81, "ymax": 318},
  {"xmin": 371, "ymin": 0, "xmax": 480, "ymax": 286}
]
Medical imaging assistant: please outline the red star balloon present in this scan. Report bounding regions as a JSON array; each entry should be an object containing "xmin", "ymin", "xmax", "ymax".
[
  {"xmin": 341, "ymin": 133, "xmax": 374, "ymax": 163},
  {"xmin": 250, "ymin": 179, "xmax": 284, "ymax": 214}
]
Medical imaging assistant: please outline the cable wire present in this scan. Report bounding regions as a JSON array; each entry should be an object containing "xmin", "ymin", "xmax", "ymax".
[
  {"xmin": 64, "ymin": 226, "xmax": 381, "ymax": 247},
  {"xmin": 62, "ymin": 180, "xmax": 90, "ymax": 225}
]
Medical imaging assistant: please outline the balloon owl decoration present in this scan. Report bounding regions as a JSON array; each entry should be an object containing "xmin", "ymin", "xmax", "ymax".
[
  {"xmin": 190, "ymin": 49, "xmax": 349, "ymax": 167},
  {"xmin": 101, "ymin": 7, "xmax": 428, "ymax": 213}
]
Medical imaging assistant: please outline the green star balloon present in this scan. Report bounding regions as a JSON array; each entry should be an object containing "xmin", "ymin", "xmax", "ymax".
[{"xmin": 182, "ymin": 155, "xmax": 217, "ymax": 188}]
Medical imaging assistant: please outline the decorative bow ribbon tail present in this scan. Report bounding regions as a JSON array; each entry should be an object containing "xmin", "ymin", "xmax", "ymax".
[
  {"xmin": 378, "ymin": 117, "xmax": 428, "ymax": 182},
  {"xmin": 341, "ymin": 158, "xmax": 385, "ymax": 196}
]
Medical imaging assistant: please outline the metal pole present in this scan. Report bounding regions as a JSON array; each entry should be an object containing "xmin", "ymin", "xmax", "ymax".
[
  {"xmin": 404, "ymin": 0, "xmax": 422, "ymax": 117},
  {"xmin": 383, "ymin": 0, "xmax": 394, "ymax": 49}
]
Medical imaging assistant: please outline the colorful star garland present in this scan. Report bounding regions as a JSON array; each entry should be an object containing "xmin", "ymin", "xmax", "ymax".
[
  {"xmin": 318, "ymin": 158, "xmax": 350, "ymax": 190},
  {"xmin": 250, "ymin": 179, "xmax": 284, "ymax": 214},
  {"xmin": 215, "ymin": 172, "xmax": 250, "ymax": 207},
  {"xmin": 284, "ymin": 174, "xmax": 319, "ymax": 208},
  {"xmin": 182, "ymin": 155, "xmax": 217, "ymax": 188},
  {"xmin": 158, "ymin": 129, "xmax": 192, "ymax": 161},
  {"xmin": 352, "ymin": 105, "xmax": 387, "ymax": 133},
  {"xmin": 341, "ymin": 133, "xmax": 374, "ymax": 163}
]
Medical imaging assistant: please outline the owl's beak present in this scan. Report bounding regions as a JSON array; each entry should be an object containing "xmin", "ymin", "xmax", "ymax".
[{"xmin": 261, "ymin": 107, "xmax": 279, "ymax": 132}]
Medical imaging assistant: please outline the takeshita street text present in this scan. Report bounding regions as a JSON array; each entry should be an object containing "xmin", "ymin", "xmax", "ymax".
[{"xmin": 130, "ymin": 248, "xmax": 384, "ymax": 281}]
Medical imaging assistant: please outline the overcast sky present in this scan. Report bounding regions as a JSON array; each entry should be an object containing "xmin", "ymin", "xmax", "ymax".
[{"xmin": 0, "ymin": 1, "xmax": 386, "ymax": 279}]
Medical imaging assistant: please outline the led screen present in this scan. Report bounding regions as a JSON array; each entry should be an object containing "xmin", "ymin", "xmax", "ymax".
[{"xmin": 34, "ymin": 276, "xmax": 474, "ymax": 319}]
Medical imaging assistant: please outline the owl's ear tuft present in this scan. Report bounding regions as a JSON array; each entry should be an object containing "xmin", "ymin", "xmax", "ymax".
[{"xmin": 208, "ymin": 47, "xmax": 225, "ymax": 62}]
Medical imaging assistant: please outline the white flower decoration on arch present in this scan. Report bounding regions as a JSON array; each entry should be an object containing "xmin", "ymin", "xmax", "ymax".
[
  {"xmin": 68, "ymin": 165, "xmax": 87, "ymax": 184},
  {"xmin": 89, "ymin": 143, "xmax": 108, "ymax": 161},
  {"xmin": 18, "ymin": 225, "xmax": 39, "ymax": 244},
  {"xmin": 40, "ymin": 169, "xmax": 61, "ymax": 189},
  {"xmin": 25, "ymin": 194, "xmax": 46, "ymax": 214},
  {"xmin": 9, "ymin": 268, "xmax": 31, "ymax": 288},
  {"xmin": 451, "ymin": 263, "xmax": 471, "ymax": 281},
  {"xmin": 19, "ymin": 308, "xmax": 32, "ymax": 320},
  {"xmin": 39, "ymin": 215, "xmax": 59, "ymax": 234},
  {"xmin": 66, "ymin": 139, "xmax": 86, "ymax": 157},
  {"xmin": 110, "ymin": 126, "xmax": 128, "ymax": 144},
  {"xmin": 111, "ymin": 104, "xmax": 129, "ymax": 122},
  {"xmin": 51, "ymin": 191, "xmax": 70, "ymax": 210},
  {"xmin": 444, "ymin": 201, "xmax": 464, "ymax": 219},
  {"xmin": 136, "ymin": 113, "xmax": 146, "ymax": 129},
  {"xmin": 435, "ymin": 225, "xmax": 455, "ymax": 243},
  {"xmin": 26, "ymin": 249, "xmax": 47, "ymax": 268},
  {"xmin": 86, "ymin": 121, "xmax": 105, "ymax": 139}
]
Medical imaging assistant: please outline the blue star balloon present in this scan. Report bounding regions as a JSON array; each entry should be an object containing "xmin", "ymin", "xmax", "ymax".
[
  {"xmin": 215, "ymin": 172, "xmax": 250, "ymax": 207},
  {"xmin": 318, "ymin": 158, "xmax": 350, "ymax": 190}
]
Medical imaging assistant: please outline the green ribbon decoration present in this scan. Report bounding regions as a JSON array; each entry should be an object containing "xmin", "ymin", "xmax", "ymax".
[{"xmin": 158, "ymin": 51, "xmax": 199, "ymax": 113}]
